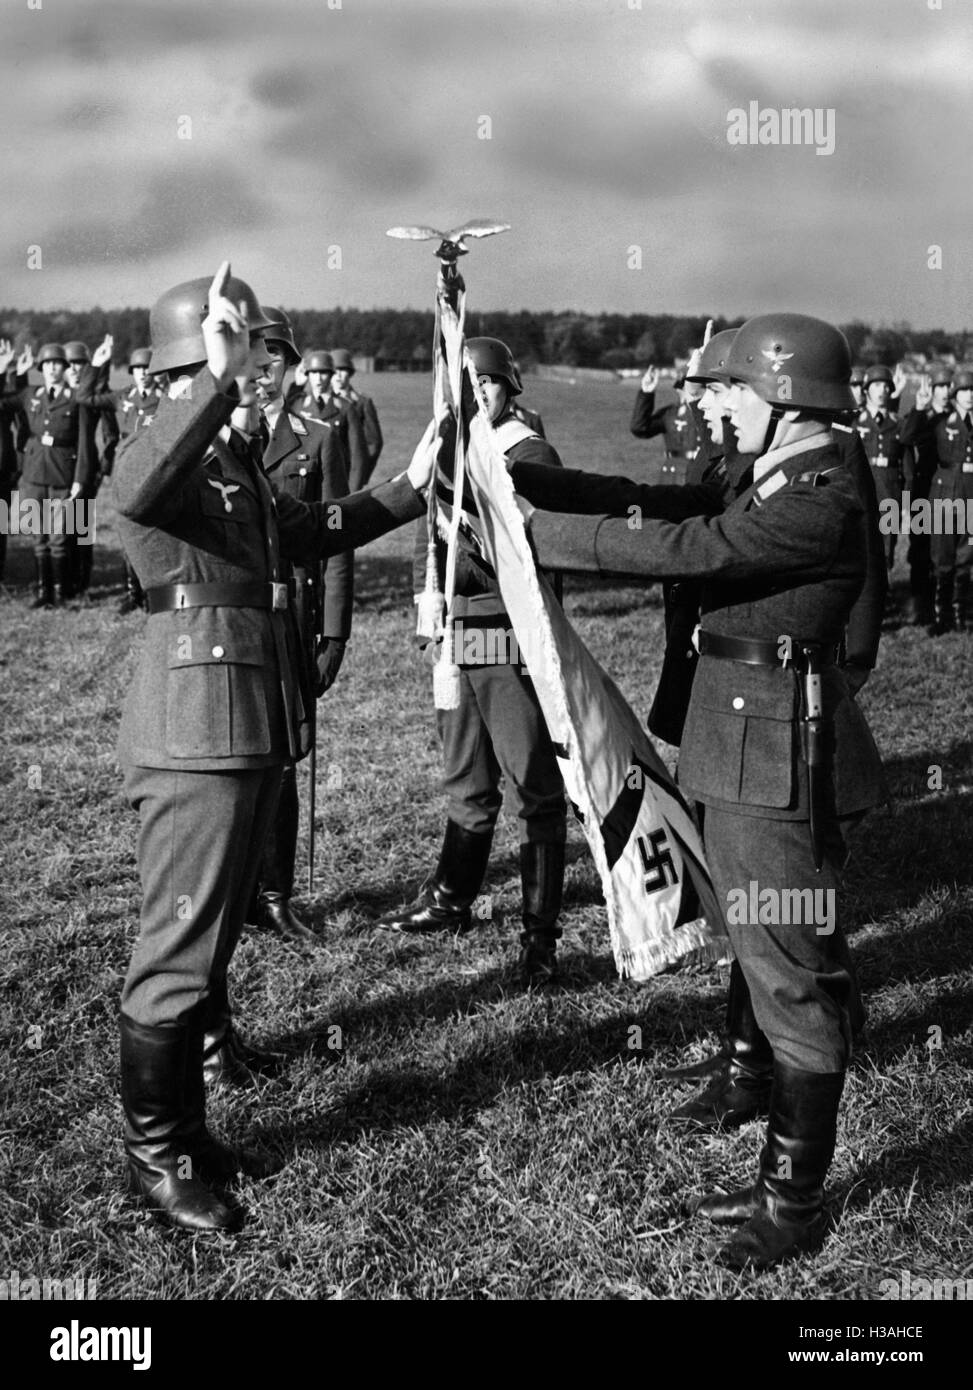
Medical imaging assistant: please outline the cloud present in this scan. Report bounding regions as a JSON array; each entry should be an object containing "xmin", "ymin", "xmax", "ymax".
[{"xmin": 39, "ymin": 165, "xmax": 269, "ymax": 268}]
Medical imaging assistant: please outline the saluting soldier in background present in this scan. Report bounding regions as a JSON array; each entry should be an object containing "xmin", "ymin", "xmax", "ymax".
[
  {"xmin": 112, "ymin": 263, "xmax": 433, "ymax": 1232},
  {"xmin": 66, "ymin": 337, "xmax": 118, "ymax": 599},
  {"xmin": 849, "ymin": 364, "xmax": 865, "ymax": 412},
  {"xmin": 0, "ymin": 339, "xmax": 29, "ymax": 585},
  {"xmin": 294, "ymin": 349, "xmax": 371, "ymax": 491},
  {"xmin": 854, "ymin": 364, "xmax": 904, "ymax": 576},
  {"xmin": 899, "ymin": 365, "xmax": 952, "ymax": 626},
  {"xmin": 930, "ymin": 369, "xmax": 973, "ymax": 634},
  {"xmin": 115, "ymin": 347, "xmax": 164, "ymax": 614},
  {"xmin": 380, "ymin": 337, "xmax": 567, "ymax": 986},
  {"xmin": 330, "ymin": 347, "xmax": 383, "ymax": 484},
  {"xmin": 629, "ymin": 362, "xmax": 701, "ymax": 484},
  {"xmin": 234, "ymin": 308, "xmax": 353, "ymax": 954},
  {"xmin": 19, "ymin": 342, "xmax": 94, "ymax": 608},
  {"xmin": 517, "ymin": 314, "xmax": 886, "ymax": 1269}
]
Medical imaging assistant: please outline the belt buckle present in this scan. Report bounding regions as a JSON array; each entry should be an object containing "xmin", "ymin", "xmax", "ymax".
[{"xmin": 271, "ymin": 581, "xmax": 289, "ymax": 611}]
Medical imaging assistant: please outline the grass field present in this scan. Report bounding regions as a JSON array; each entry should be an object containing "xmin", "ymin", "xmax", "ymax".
[{"xmin": 1, "ymin": 372, "xmax": 971, "ymax": 1302}]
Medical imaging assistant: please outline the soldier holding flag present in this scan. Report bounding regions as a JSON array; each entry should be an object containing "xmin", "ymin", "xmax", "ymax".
[{"xmin": 514, "ymin": 314, "xmax": 887, "ymax": 1268}]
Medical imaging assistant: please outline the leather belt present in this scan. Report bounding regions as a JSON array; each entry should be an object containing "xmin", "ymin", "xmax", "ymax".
[
  {"xmin": 696, "ymin": 630, "xmax": 837, "ymax": 670},
  {"xmin": 145, "ymin": 581, "xmax": 291, "ymax": 614}
]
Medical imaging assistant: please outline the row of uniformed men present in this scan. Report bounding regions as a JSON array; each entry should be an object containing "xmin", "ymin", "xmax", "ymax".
[
  {"xmin": 631, "ymin": 356, "xmax": 973, "ymax": 633},
  {"xmin": 0, "ymin": 332, "xmax": 383, "ymax": 610}
]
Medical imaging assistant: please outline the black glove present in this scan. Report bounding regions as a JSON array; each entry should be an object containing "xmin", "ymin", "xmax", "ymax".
[{"xmin": 314, "ymin": 638, "xmax": 346, "ymax": 696}]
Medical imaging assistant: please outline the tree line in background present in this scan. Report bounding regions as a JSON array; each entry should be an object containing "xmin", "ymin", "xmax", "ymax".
[{"xmin": 0, "ymin": 305, "xmax": 968, "ymax": 371}]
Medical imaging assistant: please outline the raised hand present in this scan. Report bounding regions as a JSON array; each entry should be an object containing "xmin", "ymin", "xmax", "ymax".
[
  {"xmin": 91, "ymin": 334, "xmax": 114, "ymax": 369},
  {"xmin": 17, "ymin": 344, "xmax": 34, "ymax": 376},
  {"xmin": 892, "ymin": 363, "xmax": 907, "ymax": 398},
  {"xmin": 914, "ymin": 375, "xmax": 932, "ymax": 411},
  {"xmin": 641, "ymin": 365, "xmax": 660, "ymax": 394},
  {"xmin": 0, "ymin": 339, "xmax": 15, "ymax": 374},
  {"xmin": 202, "ymin": 260, "xmax": 251, "ymax": 390}
]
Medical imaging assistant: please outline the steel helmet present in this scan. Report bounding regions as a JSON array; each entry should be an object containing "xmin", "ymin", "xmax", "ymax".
[
  {"xmin": 260, "ymin": 307, "xmax": 301, "ymax": 366},
  {"xmin": 466, "ymin": 337, "xmax": 522, "ymax": 396},
  {"xmin": 929, "ymin": 364, "xmax": 952, "ymax": 388},
  {"xmin": 951, "ymin": 369, "xmax": 973, "ymax": 393},
  {"xmin": 864, "ymin": 364, "xmax": 894, "ymax": 389},
  {"xmin": 37, "ymin": 343, "xmax": 68, "ymax": 365},
  {"xmin": 128, "ymin": 347, "xmax": 153, "ymax": 372},
  {"xmin": 64, "ymin": 341, "xmax": 90, "ymax": 364},
  {"xmin": 725, "ymin": 313, "xmax": 855, "ymax": 414},
  {"xmin": 305, "ymin": 350, "xmax": 334, "ymax": 373},
  {"xmin": 330, "ymin": 347, "xmax": 355, "ymax": 372},
  {"xmin": 148, "ymin": 272, "xmax": 273, "ymax": 375},
  {"xmin": 850, "ymin": 364, "xmax": 866, "ymax": 386},
  {"xmin": 684, "ymin": 329, "xmax": 737, "ymax": 385}
]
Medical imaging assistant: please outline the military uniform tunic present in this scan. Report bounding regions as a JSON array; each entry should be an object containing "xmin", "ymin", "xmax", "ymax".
[
  {"xmin": 523, "ymin": 435, "xmax": 887, "ymax": 1073},
  {"xmin": 113, "ymin": 371, "xmax": 424, "ymax": 1025},
  {"xmin": 630, "ymin": 389, "xmax": 700, "ymax": 484},
  {"xmin": 931, "ymin": 409, "xmax": 973, "ymax": 576}
]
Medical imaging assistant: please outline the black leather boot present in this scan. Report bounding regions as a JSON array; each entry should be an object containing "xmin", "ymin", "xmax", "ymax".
[
  {"xmin": 30, "ymin": 555, "xmax": 52, "ymax": 609},
  {"xmin": 202, "ymin": 982, "xmax": 285, "ymax": 1087},
  {"xmin": 117, "ymin": 564, "xmax": 145, "ymax": 615},
  {"xmin": 254, "ymin": 765, "xmax": 317, "ymax": 943},
  {"xmin": 659, "ymin": 959, "xmax": 747, "ymax": 1083},
  {"xmin": 50, "ymin": 555, "xmax": 67, "ymax": 609},
  {"xmin": 120, "ymin": 1013, "xmax": 236, "ymax": 1231},
  {"xmin": 518, "ymin": 841, "xmax": 565, "ymax": 987},
  {"xmin": 670, "ymin": 965, "xmax": 772, "ymax": 1129},
  {"xmin": 380, "ymin": 820, "xmax": 493, "ymax": 932},
  {"xmin": 930, "ymin": 575, "xmax": 954, "ymax": 635},
  {"xmin": 184, "ymin": 1006, "xmax": 278, "ymax": 1184},
  {"xmin": 716, "ymin": 1062, "xmax": 845, "ymax": 1269},
  {"xmin": 954, "ymin": 571, "xmax": 971, "ymax": 632}
]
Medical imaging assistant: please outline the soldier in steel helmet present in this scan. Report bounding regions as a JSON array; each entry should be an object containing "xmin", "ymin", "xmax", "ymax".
[
  {"xmin": 630, "ymin": 360, "xmax": 702, "ymax": 484},
  {"xmin": 295, "ymin": 349, "xmax": 371, "ymax": 492},
  {"xmin": 898, "ymin": 364, "xmax": 952, "ymax": 625},
  {"xmin": 112, "ymin": 262, "xmax": 435, "ymax": 1232},
  {"xmin": 330, "ymin": 346, "xmax": 383, "ymax": 483},
  {"xmin": 115, "ymin": 348, "xmax": 164, "ymax": 614},
  {"xmin": 18, "ymin": 342, "xmax": 95, "ymax": 607},
  {"xmin": 379, "ymin": 336, "xmax": 568, "ymax": 987},
  {"xmin": 512, "ymin": 313, "xmax": 887, "ymax": 1268},
  {"xmin": 63, "ymin": 337, "xmax": 119, "ymax": 599},
  {"xmin": 930, "ymin": 368, "xmax": 973, "ymax": 633},
  {"xmin": 854, "ymin": 365, "xmax": 904, "ymax": 576}
]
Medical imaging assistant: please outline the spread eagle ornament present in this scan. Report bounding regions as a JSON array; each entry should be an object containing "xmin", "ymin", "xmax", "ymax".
[{"xmin": 386, "ymin": 220, "xmax": 511, "ymax": 264}]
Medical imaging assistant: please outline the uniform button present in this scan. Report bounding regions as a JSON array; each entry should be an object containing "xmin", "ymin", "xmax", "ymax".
[
  {"xmin": 212, "ymin": 645, "xmax": 225, "ymax": 659},
  {"xmin": 732, "ymin": 696, "xmax": 745, "ymax": 710},
  {"xmin": 299, "ymin": 467, "xmax": 307, "ymax": 476}
]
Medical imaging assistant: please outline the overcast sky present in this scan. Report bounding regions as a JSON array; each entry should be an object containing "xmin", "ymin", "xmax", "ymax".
[{"xmin": 3, "ymin": 0, "xmax": 970, "ymax": 326}]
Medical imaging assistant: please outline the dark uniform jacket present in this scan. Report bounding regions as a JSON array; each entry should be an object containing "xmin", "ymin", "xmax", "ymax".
[
  {"xmin": 118, "ymin": 383, "xmax": 164, "ymax": 437},
  {"xmin": 899, "ymin": 404, "xmax": 948, "ymax": 493},
  {"xmin": 21, "ymin": 381, "xmax": 94, "ymax": 492},
  {"xmin": 417, "ymin": 413, "xmax": 562, "ymax": 666},
  {"xmin": 335, "ymin": 385, "xmax": 383, "ymax": 477},
  {"xmin": 630, "ymin": 389, "xmax": 700, "ymax": 484},
  {"xmin": 854, "ymin": 406, "xmax": 903, "ymax": 505},
  {"xmin": 523, "ymin": 436, "xmax": 887, "ymax": 822},
  {"xmin": 113, "ymin": 372, "xmax": 424, "ymax": 773},
  {"xmin": 933, "ymin": 408, "xmax": 973, "ymax": 503},
  {"xmin": 1, "ymin": 375, "xmax": 29, "ymax": 483},
  {"xmin": 296, "ymin": 391, "xmax": 371, "ymax": 493},
  {"xmin": 261, "ymin": 407, "xmax": 354, "ymax": 643},
  {"xmin": 511, "ymin": 402, "xmax": 545, "ymax": 438}
]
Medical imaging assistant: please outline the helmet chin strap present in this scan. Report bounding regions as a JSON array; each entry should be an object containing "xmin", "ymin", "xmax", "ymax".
[{"xmin": 761, "ymin": 404, "xmax": 788, "ymax": 456}]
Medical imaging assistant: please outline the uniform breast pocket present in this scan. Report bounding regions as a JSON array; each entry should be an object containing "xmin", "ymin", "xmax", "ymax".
[
  {"xmin": 165, "ymin": 641, "xmax": 271, "ymax": 758},
  {"xmin": 680, "ymin": 663, "xmax": 797, "ymax": 808},
  {"xmin": 279, "ymin": 456, "xmax": 318, "ymax": 502}
]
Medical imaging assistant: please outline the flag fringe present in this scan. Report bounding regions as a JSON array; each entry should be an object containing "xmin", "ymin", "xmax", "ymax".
[{"xmin": 616, "ymin": 918, "xmax": 727, "ymax": 982}]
